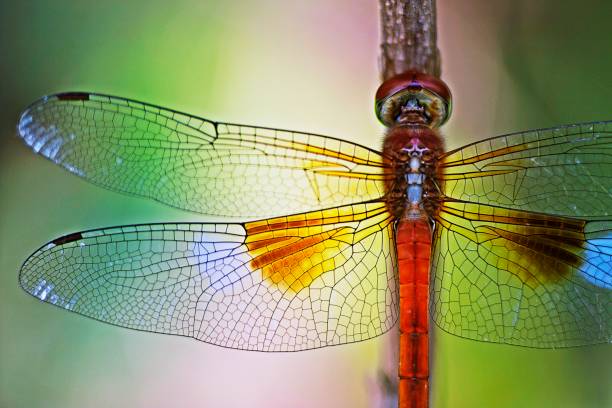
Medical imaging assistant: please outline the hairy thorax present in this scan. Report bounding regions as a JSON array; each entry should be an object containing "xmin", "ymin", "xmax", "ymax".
[{"xmin": 383, "ymin": 125, "xmax": 444, "ymax": 219}]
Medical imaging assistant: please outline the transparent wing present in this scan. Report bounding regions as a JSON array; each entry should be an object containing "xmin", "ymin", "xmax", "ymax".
[
  {"xmin": 20, "ymin": 202, "xmax": 397, "ymax": 351},
  {"xmin": 18, "ymin": 92, "xmax": 386, "ymax": 218},
  {"xmin": 441, "ymin": 121, "xmax": 612, "ymax": 218},
  {"xmin": 431, "ymin": 200, "xmax": 611, "ymax": 348}
]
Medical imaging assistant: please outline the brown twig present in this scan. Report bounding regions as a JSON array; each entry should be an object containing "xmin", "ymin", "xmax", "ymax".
[{"xmin": 379, "ymin": 0, "xmax": 441, "ymax": 81}]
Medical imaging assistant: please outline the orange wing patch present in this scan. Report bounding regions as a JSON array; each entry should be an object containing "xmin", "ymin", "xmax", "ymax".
[
  {"xmin": 437, "ymin": 201, "xmax": 587, "ymax": 286},
  {"xmin": 249, "ymin": 228, "xmax": 351, "ymax": 292},
  {"xmin": 245, "ymin": 203, "xmax": 392, "ymax": 293}
]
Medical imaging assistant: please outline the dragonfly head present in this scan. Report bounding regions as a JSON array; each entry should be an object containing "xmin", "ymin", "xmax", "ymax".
[{"xmin": 375, "ymin": 71, "xmax": 452, "ymax": 129}]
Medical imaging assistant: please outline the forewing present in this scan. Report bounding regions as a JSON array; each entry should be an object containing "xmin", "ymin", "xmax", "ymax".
[
  {"xmin": 18, "ymin": 92, "xmax": 385, "ymax": 218},
  {"xmin": 20, "ymin": 202, "xmax": 397, "ymax": 351},
  {"xmin": 441, "ymin": 121, "xmax": 612, "ymax": 218},
  {"xmin": 431, "ymin": 200, "xmax": 611, "ymax": 348}
]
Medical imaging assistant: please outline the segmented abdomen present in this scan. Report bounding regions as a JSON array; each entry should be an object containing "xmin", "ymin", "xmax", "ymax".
[{"xmin": 396, "ymin": 218, "xmax": 432, "ymax": 408}]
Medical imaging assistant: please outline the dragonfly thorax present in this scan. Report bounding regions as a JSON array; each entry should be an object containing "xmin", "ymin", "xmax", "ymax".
[
  {"xmin": 403, "ymin": 141, "xmax": 429, "ymax": 216},
  {"xmin": 383, "ymin": 125, "xmax": 444, "ymax": 219}
]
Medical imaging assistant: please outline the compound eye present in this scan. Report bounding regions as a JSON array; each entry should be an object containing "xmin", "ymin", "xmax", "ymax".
[{"xmin": 375, "ymin": 71, "xmax": 452, "ymax": 128}]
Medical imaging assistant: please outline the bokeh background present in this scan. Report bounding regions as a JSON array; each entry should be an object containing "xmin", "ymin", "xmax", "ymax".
[{"xmin": 0, "ymin": 1, "xmax": 610, "ymax": 407}]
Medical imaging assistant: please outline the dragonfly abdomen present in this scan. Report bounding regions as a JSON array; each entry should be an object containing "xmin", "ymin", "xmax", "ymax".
[{"xmin": 396, "ymin": 218, "xmax": 432, "ymax": 408}]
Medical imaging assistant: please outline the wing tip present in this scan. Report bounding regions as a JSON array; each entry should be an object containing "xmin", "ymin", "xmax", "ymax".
[{"xmin": 16, "ymin": 92, "xmax": 90, "ymax": 140}]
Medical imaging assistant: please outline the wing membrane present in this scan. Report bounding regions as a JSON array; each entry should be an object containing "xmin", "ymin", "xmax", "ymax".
[
  {"xmin": 20, "ymin": 202, "xmax": 397, "ymax": 351},
  {"xmin": 18, "ymin": 92, "xmax": 386, "ymax": 218},
  {"xmin": 441, "ymin": 121, "xmax": 612, "ymax": 218},
  {"xmin": 431, "ymin": 200, "xmax": 611, "ymax": 348}
]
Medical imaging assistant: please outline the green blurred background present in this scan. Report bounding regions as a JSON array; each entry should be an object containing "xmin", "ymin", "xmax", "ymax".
[{"xmin": 0, "ymin": 1, "xmax": 610, "ymax": 407}]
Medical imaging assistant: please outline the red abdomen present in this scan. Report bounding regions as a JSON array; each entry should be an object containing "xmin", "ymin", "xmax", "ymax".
[{"xmin": 396, "ymin": 218, "xmax": 432, "ymax": 408}]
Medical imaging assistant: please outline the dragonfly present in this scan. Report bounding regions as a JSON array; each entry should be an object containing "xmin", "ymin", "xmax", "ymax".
[{"xmin": 16, "ymin": 69, "xmax": 611, "ymax": 408}]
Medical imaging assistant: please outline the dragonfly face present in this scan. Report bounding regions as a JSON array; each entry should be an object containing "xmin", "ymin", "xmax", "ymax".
[{"xmin": 375, "ymin": 71, "xmax": 452, "ymax": 128}]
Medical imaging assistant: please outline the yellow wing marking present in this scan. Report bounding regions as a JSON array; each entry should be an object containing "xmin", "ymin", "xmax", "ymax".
[
  {"xmin": 441, "ymin": 143, "xmax": 529, "ymax": 167},
  {"xmin": 245, "ymin": 202, "xmax": 392, "ymax": 293},
  {"xmin": 436, "ymin": 201, "xmax": 586, "ymax": 286},
  {"xmin": 440, "ymin": 169, "xmax": 514, "ymax": 180},
  {"xmin": 288, "ymin": 140, "xmax": 384, "ymax": 166}
]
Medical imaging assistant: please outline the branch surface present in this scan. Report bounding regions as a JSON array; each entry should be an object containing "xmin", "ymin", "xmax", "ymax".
[{"xmin": 379, "ymin": 0, "xmax": 441, "ymax": 80}]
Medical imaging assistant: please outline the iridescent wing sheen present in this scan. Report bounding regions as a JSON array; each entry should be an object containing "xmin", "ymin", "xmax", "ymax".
[
  {"xmin": 440, "ymin": 121, "xmax": 612, "ymax": 218},
  {"xmin": 17, "ymin": 93, "xmax": 386, "ymax": 218},
  {"xmin": 19, "ymin": 202, "xmax": 397, "ymax": 351},
  {"xmin": 431, "ymin": 200, "xmax": 611, "ymax": 348}
]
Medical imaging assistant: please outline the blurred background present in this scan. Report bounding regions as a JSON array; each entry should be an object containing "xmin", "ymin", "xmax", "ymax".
[{"xmin": 0, "ymin": 0, "xmax": 610, "ymax": 407}]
